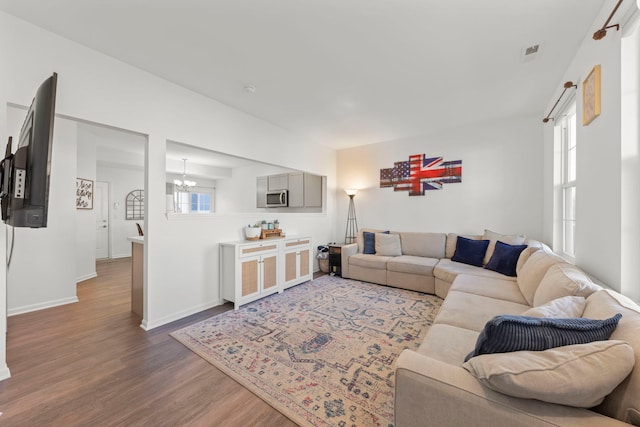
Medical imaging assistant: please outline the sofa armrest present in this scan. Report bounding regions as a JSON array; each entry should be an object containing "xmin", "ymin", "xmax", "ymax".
[
  {"xmin": 395, "ymin": 350, "xmax": 629, "ymax": 427},
  {"xmin": 340, "ymin": 243, "xmax": 358, "ymax": 278}
]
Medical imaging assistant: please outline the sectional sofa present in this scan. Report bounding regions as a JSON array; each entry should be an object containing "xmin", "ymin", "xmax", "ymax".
[{"xmin": 340, "ymin": 229, "xmax": 640, "ymax": 426}]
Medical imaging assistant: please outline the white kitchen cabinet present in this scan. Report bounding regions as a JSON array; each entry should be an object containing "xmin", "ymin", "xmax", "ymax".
[
  {"xmin": 282, "ymin": 237, "xmax": 312, "ymax": 290},
  {"xmin": 303, "ymin": 173, "xmax": 322, "ymax": 207},
  {"xmin": 256, "ymin": 176, "xmax": 267, "ymax": 208},
  {"xmin": 288, "ymin": 172, "xmax": 304, "ymax": 207},
  {"xmin": 268, "ymin": 174, "xmax": 289, "ymax": 191},
  {"xmin": 220, "ymin": 241, "xmax": 280, "ymax": 310},
  {"xmin": 287, "ymin": 172, "xmax": 321, "ymax": 208}
]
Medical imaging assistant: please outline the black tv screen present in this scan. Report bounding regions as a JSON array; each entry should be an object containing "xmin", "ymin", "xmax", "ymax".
[{"xmin": 0, "ymin": 72, "xmax": 57, "ymax": 228}]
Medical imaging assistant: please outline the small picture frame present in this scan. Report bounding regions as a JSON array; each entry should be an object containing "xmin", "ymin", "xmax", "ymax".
[
  {"xmin": 76, "ymin": 178, "xmax": 94, "ymax": 209},
  {"xmin": 582, "ymin": 65, "xmax": 601, "ymax": 126}
]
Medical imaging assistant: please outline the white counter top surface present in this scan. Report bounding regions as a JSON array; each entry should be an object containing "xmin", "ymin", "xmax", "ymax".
[
  {"xmin": 220, "ymin": 235, "xmax": 309, "ymax": 246},
  {"xmin": 127, "ymin": 236, "xmax": 145, "ymax": 244}
]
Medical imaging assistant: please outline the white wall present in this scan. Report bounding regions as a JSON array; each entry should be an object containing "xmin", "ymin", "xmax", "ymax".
[
  {"xmin": 542, "ymin": 0, "xmax": 640, "ymax": 294},
  {"xmin": 97, "ymin": 165, "xmax": 145, "ymax": 258},
  {"xmin": 0, "ymin": 79, "xmax": 9, "ymax": 380},
  {"xmin": 621, "ymin": 13, "xmax": 640, "ymax": 301},
  {"xmin": 336, "ymin": 115, "xmax": 544, "ymax": 240},
  {"xmin": 0, "ymin": 9, "xmax": 337, "ymax": 379},
  {"xmin": 6, "ymin": 110, "xmax": 78, "ymax": 315},
  {"xmin": 76, "ymin": 126, "xmax": 97, "ymax": 281}
]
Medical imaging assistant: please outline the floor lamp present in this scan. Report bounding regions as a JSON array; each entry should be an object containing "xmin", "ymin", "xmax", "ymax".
[{"xmin": 344, "ymin": 189, "xmax": 358, "ymax": 244}]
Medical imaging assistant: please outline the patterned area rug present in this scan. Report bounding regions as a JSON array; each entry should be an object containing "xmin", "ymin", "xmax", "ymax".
[{"xmin": 171, "ymin": 275, "xmax": 442, "ymax": 427}]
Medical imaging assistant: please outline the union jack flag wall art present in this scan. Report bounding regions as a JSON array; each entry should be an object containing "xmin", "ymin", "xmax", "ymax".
[{"xmin": 380, "ymin": 154, "xmax": 462, "ymax": 196}]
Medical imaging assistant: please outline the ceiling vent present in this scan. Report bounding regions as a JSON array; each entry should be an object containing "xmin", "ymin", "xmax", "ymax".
[{"xmin": 521, "ymin": 43, "xmax": 542, "ymax": 63}]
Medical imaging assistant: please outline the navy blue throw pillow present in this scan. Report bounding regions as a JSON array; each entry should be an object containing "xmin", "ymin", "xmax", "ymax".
[
  {"xmin": 464, "ymin": 313, "xmax": 623, "ymax": 362},
  {"xmin": 451, "ymin": 236, "xmax": 490, "ymax": 267},
  {"xmin": 484, "ymin": 240, "xmax": 528, "ymax": 277},
  {"xmin": 363, "ymin": 230, "xmax": 389, "ymax": 254}
]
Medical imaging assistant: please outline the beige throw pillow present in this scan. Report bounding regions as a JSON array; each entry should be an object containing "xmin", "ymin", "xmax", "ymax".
[
  {"xmin": 523, "ymin": 295, "xmax": 586, "ymax": 318},
  {"xmin": 375, "ymin": 233, "xmax": 402, "ymax": 256},
  {"xmin": 462, "ymin": 340, "xmax": 635, "ymax": 408},
  {"xmin": 482, "ymin": 229, "xmax": 526, "ymax": 265},
  {"xmin": 533, "ymin": 263, "xmax": 601, "ymax": 307}
]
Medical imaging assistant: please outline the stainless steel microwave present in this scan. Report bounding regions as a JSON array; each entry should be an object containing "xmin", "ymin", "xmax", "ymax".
[{"xmin": 266, "ymin": 190, "xmax": 288, "ymax": 207}]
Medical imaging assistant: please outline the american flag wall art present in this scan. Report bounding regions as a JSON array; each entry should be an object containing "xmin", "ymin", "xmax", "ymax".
[{"xmin": 380, "ymin": 154, "xmax": 462, "ymax": 196}]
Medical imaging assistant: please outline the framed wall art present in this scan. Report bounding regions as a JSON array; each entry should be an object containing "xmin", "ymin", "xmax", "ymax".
[
  {"xmin": 582, "ymin": 64, "xmax": 601, "ymax": 126},
  {"xmin": 76, "ymin": 178, "xmax": 94, "ymax": 209}
]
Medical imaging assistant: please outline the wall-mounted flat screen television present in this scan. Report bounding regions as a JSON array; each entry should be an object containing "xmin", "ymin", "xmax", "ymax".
[{"xmin": 0, "ymin": 72, "xmax": 57, "ymax": 228}]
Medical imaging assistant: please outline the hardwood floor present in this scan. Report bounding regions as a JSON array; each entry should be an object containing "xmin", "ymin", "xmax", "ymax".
[{"xmin": 0, "ymin": 258, "xmax": 299, "ymax": 426}]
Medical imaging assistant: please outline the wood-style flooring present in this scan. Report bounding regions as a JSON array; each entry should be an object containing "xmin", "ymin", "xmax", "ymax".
[{"xmin": 0, "ymin": 257, "xmax": 300, "ymax": 426}]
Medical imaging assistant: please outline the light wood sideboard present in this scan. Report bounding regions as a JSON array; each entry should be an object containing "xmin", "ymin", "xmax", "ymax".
[{"xmin": 220, "ymin": 236, "xmax": 313, "ymax": 310}]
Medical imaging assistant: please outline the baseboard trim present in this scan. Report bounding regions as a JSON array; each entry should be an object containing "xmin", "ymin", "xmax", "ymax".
[
  {"xmin": 76, "ymin": 272, "xmax": 97, "ymax": 283},
  {"xmin": 0, "ymin": 364, "xmax": 10, "ymax": 381},
  {"xmin": 111, "ymin": 253, "xmax": 131, "ymax": 260},
  {"xmin": 140, "ymin": 299, "xmax": 222, "ymax": 331},
  {"xmin": 8, "ymin": 296, "xmax": 80, "ymax": 317}
]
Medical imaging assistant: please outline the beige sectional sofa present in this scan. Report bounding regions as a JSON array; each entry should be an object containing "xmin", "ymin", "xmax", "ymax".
[{"xmin": 340, "ymin": 229, "xmax": 640, "ymax": 426}]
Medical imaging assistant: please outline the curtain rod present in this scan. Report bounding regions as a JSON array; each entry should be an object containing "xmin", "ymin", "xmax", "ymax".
[
  {"xmin": 542, "ymin": 81, "xmax": 577, "ymax": 123},
  {"xmin": 593, "ymin": 0, "xmax": 624, "ymax": 40}
]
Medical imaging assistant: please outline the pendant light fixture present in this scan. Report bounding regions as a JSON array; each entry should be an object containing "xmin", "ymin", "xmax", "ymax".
[{"xmin": 174, "ymin": 158, "xmax": 196, "ymax": 191}]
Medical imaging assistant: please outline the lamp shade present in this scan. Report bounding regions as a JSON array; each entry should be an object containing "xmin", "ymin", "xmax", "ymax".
[{"xmin": 345, "ymin": 188, "xmax": 358, "ymax": 197}]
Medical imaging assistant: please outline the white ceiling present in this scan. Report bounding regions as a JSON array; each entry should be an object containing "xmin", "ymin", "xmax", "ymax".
[{"xmin": 0, "ymin": 0, "xmax": 606, "ymax": 150}]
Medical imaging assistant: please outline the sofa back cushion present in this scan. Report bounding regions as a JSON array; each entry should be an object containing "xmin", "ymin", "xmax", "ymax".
[
  {"xmin": 533, "ymin": 263, "xmax": 601, "ymax": 307},
  {"xmin": 375, "ymin": 233, "xmax": 402, "ymax": 256},
  {"xmin": 515, "ymin": 247, "xmax": 538, "ymax": 276},
  {"xmin": 399, "ymin": 232, "xmax": 446, "ymax": 259},
  {"xmin": 356, "ymin": 228, "xmax": 386, "ymax": 254},
  {"xmin": 583, "ymin": 290, "xmax": 640, "ymax": 424},
  {"xmin": 516, "ymin": 249, "xmax": 565, "ymax": 306},
  {"xmin": 445, "ymin": 233, "xmax": 482, "ymax": 259},
  {"xmin": 482, "ymin": 229, "xmax": 526, "ymax": 265}
]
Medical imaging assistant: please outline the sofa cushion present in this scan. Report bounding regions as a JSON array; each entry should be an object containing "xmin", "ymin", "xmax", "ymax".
[
  {"xmin": 363, "ymin": 230, "xmax": 389, "ymax": 254},
  {"xmin": 515, "ymin": 246, "xmax": 539, "ymax": 276},
  {"xmin": 375, "ymin": 232, "xmax": 402, "ymax": 256},
  {"xmin": 434, "ymin": 291, "xmax": 530, "ymax": 332},
  {"xmin": 462, "ymin": 340, "xmax": 635, "ymax": 408},
  {"xmin": 464, "ymin": 313, "xmax": 622, "ymax": 362},
  {"xmin": 434, "ymin": 259, "xmax": 517, "ymax": 285},
  {"xmin": 582, "ymin": 290, "xmax": 640, "ymax": 422},
  {"xmin": 348, "ymin": 253, "xmax": 391, "ymax": 270},
  {"xmin": 356, "ymin": 228, "xmax": 386, "ymax": 254},
  {"xmin": 387, "ymin": 255, "xmax": 438, "ymax": 276},
  {"xmin": 399, "ymin": 232, "xmax": 446, "ymax": 258},
  {"xmin": 450, "ymin": 274, "xmax": 527, "ymax": 305},
  {"xmin": 445, "ymin": 233, "xmax": 482, "ymax": 259},
  {"xmin": 523, "ymin": 295, "xmax": 586, "ymax": 318},
  {"xmin": 419, "ymin": 324, "xmax": 480, "ymax": 366},
  {"xmin": 516, "ymin": 249, "xmax": 565, "ymax": 306},
  {"xmin": 451, "ymin": 236, "xmax": 489, "ymax": 267},
  {"xmin": 533, "ymin": 263, "xmax": 601, "ymax": 307},
  {"xmin": 484, "ymin": 241, "xmax": 527, "ymax": 277},
  {"xmin": 482, "ymin": 229, "xmax": 526, "ymax": 265}
]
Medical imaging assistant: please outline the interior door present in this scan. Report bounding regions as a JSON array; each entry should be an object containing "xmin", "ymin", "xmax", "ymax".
[{"xmin": 95, "ymin": 181, "xmax": 110, "ymax": 259}]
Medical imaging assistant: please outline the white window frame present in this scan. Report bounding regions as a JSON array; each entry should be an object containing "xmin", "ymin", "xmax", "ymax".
[
  {"xmin": 557, "ymin": 101, "xmax": 577, "ymax": 261},
  {"xmin": 174, "ymin": 187, "xmax": 214, "ymax": 214}
]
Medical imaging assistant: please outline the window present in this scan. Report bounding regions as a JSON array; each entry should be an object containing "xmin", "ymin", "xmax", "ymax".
[
  {"xmin": 191, "ymin": 192, "xmax": 211, "ymax": 213},
  {"xmin": 126, "ymin": 189, "xmax": 144, "ymax": 220},
  {"xmin": 559, "ymin": 103, "xmax": 577, "ymax": 258},
  {"xmin": 174, "ymin": 189, "xmax": 213, "ymax": 214}
]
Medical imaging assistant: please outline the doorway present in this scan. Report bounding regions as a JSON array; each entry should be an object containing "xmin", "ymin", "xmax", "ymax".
[{"xmin": 95, "ymin": 181, "xmax": 110, "ymax": 259}]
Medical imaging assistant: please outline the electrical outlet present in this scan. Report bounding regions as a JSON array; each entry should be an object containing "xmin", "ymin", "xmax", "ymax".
[{"xmin": 14, "ymin": 169, "xmax": 26, "ymax": 199}]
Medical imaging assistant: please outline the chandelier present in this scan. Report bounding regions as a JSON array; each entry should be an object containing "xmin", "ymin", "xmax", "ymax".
[{"xmin": 174, "ymin": 158, "xmax": 197, "ymax": 192}]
